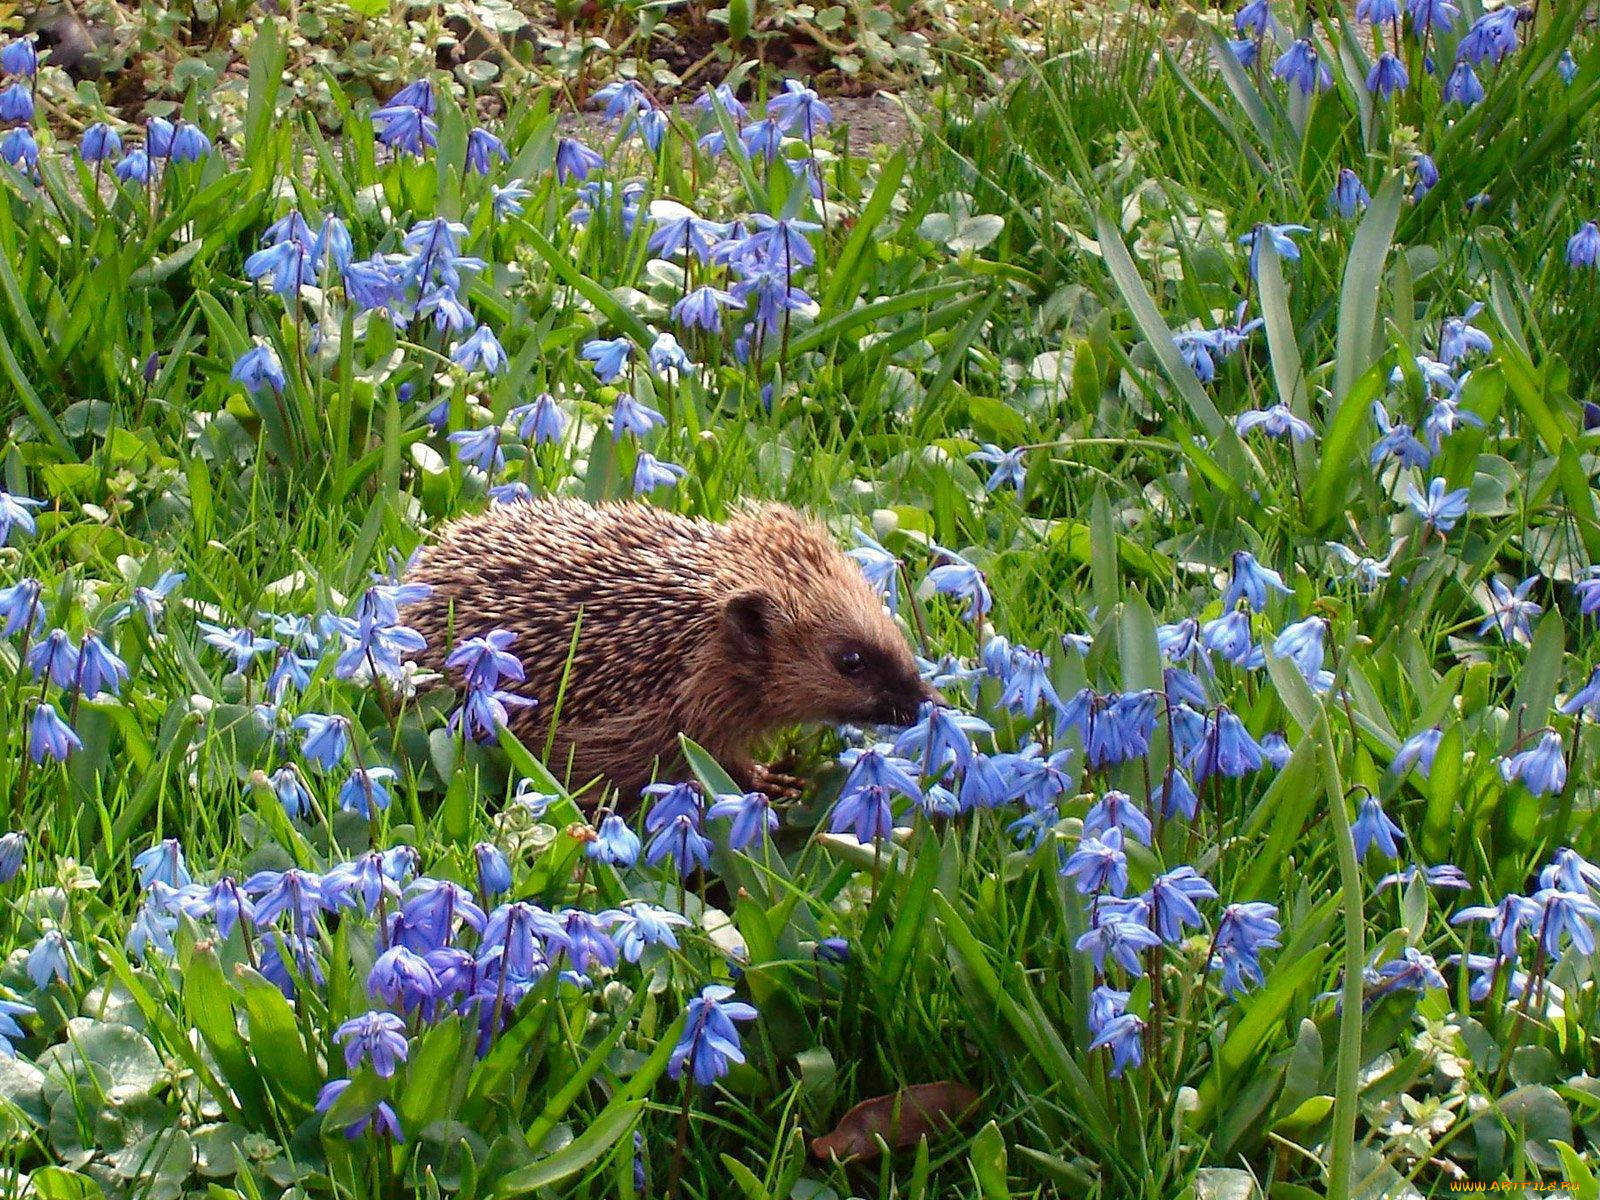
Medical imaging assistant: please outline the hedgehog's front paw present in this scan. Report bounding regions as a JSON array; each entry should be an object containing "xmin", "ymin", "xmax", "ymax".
[{"xmin": 750, "ymin": 762, "xmax": 809, "ymax": 801}]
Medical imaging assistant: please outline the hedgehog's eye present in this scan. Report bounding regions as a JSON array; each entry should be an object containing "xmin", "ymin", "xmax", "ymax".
[{"xmin": 834, "ymin": 649, "xmax": 865, "ymax": 676}]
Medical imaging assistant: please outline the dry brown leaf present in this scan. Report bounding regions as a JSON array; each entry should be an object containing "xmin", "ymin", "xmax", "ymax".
[{"xmin": 809, "ymin": 1082, "xmax": 981, "ymax": 1162}]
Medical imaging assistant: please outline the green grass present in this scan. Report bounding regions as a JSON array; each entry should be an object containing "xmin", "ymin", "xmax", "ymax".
[{"xmin": 0, "ymin": 5, "xmax": 1599, "ymax": 1199}]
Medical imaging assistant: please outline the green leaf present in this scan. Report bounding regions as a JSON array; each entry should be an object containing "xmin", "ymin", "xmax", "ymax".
[
  {"xmin": 969, "ymin": 1120, "xmax": 1009, "ymax": 1199},
  {"xmin": 235, "ymin": 966, "xmax": 320, "ymax": 1106},
  {"xmin": 1093, "ymin": 211, "xmax": 1228, "ymax": 445},
  {"xmin": 493, "ymin": 1099, "xmax": 643, "ymax": 1196},
  {"xmin": 1332, "ymin": 173, "xmax": 1402, "ymax": 420}
]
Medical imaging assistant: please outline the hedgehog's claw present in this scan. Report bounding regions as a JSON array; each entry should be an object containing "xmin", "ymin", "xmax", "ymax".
[{"xmin": 751, "ymin": 762, "xmax": 809, "ymax": 801}]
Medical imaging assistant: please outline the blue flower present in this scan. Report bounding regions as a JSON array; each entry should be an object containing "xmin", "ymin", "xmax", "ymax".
[
  {"xmin": 588, "ymin": 814, "xmax": 641, "ymax": 868},
  {"xmin": 555, "ymin": 137, "xmax": 604, "ymax": 183},
  {"xmin": 1411, "ymin": 153, "xmax": 1439, "ymax": 202},
  {"xmin": 293, "ymin": 712, "xmax": 352, "ymax": 770},
  {"xmin": 231, "ymin": 345, "xmax": 287, "ymax": 395},
  {"xmin": 845, "ymin": 532, "xmax": 899, "ymax": 610},
  {"xmin": 133, "ymin": 839, "xmax": 191, "ymax": 889},
  {"xmin": 314, "ymin": 215, "xmax": 353, "ymax": 273},
  {"xmin": 1188, "ymin": 707, "xmax": 1264, "ymax": 782},
  {"xmin": 74, "ymin": 633, "xmax": 127, "ymax": 699},
  {"xmin": 29, "ymin": 704, "xmax": 80, "ymax": 763},
  {"xmin": 1531, "ymin": 889, "xmax": 1600, "ymax": 960},
  {"xmin": 672, "ymin": 285, "xmax": 742, "ymax": 334},
  {"xmin": 418, "ymin": 286, "xmax": 476, "ymax": 334},
  {"xmin": 1393, "ymin": 727, "xmax": 1443, "ymax": 777},
  {"xmin": 1147, "ymin": 867, "xmax": 1217, "ymax": 942},
  {"xmin": 706, "ymin": 791, "xmax": 777, "ymax": 850},
  {"xmin": 336, "ymin": 1011, "xmax": 409, "ymax": 1077},
  {"xmin": 1443, "ymin": 61, "xmax": 1485, "ymax": 106},
  {"xmin": 198, "ymin": 622, "xmax": 278, "ymax": 674},
  {"xmin": 1331, "ymin": 169, "xmax": 1371, "ymax": 218},
  {"xmin": 1568, "ymin": 223, "xmax": 1600, "ymax": 269},
  {"xmin": 1084, "ymin": 791, "xmax": 1152, "ymax": 847},
  {"xmin": 1439, "ymin": 304, "xmax": 1492, "ymax": 365},
  {"xmin": 1160, "ymin": 768, "xmax": 1199, "ymax": 820},
  {"xmin": 633, "ymin": 453, "xmax": 686, "ymax": 493},
  {"xmin": 738, "ymin": 118, "xmax": 784, "ymax": 162},
  {"xmin": 1089, "ymin": 1011, "xmax": 1145, "ymax": 1077},
  {"xmin": 968, "ymin": 444, "xmax": 1028, "ymax": 497},
  {"xmin": 0, "ymin": 84, "xmax": 33, "ymax": 124},
  {"xmin": 669, "ymin": 984, "xmax": 757, "ymax": 1086},
  {"xmin": 1452, "ymin": 892, "xmax": 1538, "ymax": 958},
  {"xmin": 247, "ymin": 869, "xmax": 327, "ymax": 932},
  {"xmin": 0, "ymin": 38, "xmax": 38, "ymax": 77},
  {"xmin": 1233, "ymin": 0, "xmax": 1277, "ymax": 37},
  {"xmin": 1499, "ymin": 731, "xmax": 1566, "ymax": 797},
  {"xmin": 1351, "ymin": 796, "xmax": 1404, "ymax": 861},
  {"xmin": 337, "ymin": 766, "xmax": 397, "ymax": 817},
  {"xmin": 648, "ymin": 332, "xmax": 694, "ymax": 379},
  {"xmin": 465, "ymin": 128, "xmax": 509, "ymax": 175},
  {"xmin": 451, "ymin": 324, "xmax": 505, "ymax": 376},
  {"xmin": 474, "ymin": 843, "xmax": 513, "ymax": 896},
  {"xmin": 766, "ymin": 79, "xmax": 833, "ymax": 139},
  {"xmin": 491, "ymin": 178, "xmax": 531, "ymax": 219},
  {"xmin": 1074, "ymin": 902, "xmax": 1161, "ymax": 974},
  {"xmin": 926, "ymin": 547, "xmax": 991, "ymax": 621},
  {"xmin": 79, "ymin": 122, "xmax": 121, "ymax": 163},
  {"xmin": 1406, "ymin": 0, "xmax": 1459, "ymax": 33},
  {"xmin": 649, "ymin": 213, "xmax": 728, "ymax": 263},
  {"xmin": 317, "ymin": 1078, "xmax": 404, "ymax": 1141},
  {"xmin": 593, "ymin": 80, "xmax": 649, "ymax": 120},
  {"xmin": 1060, "ymin": 828, "xmax": 1129, "ymax": 896},
  {"xmin": 1559, "ymin": 49, "xmax": 1578, "ymax": 84},
  {"xmin": 1456, "ymin": 8, "xmax": 1520, "ymax": 68},
  {"xmin": 582, "ymin": 337, "xmax": 632, "ymax": 383},
  {"xmin": 612, "ymin": 393, "xmax": 665, "ymax": 440},
  {"xmin": 1273, "ymin": 615, "xmax": 1326, "ymax": 680},
  {"xmin": 1369, "ymin": 402, "xmax": 1432, "ymax": 469},
  {"xmin": 830, "ymin": 784, "xmax": 895, "ymax": 844},
  {"xmin": 1377, "ymin": 863, "xmax": 1468, "ymax": 892},
  {"xmin": 0, "ymin": 492, "xmax": 42, "ymax": 546},
  {"xmin": 0, "ymin": 833, "xmax": 24, "ymax": 885},
  {"xmin": 128, "ymin": 571, "xmax": 183, "ymax": 632},
  {"xmin": 0, "ymin": 997, "xmax": 34, "ymax": 1055},
  {"xmin": 368, "ymin": 945, "xmax": 442, "ymax": 1014},
  {"xmin": 26, "ymin": 932, "xmax": 76, "ymax": 989},
  {"xmin": 448, "ymin": 426, "xmax": 504, "ymax": 474},
  {"xmin": 373, "ymin": 103, "xmax": 438, "ymax": 156},
  {"xmin": 509, "ymin": 393, "xmax": 567, "ymax": 445},
  {"xmin": 645, "ymin": 813, "xmax": 714, "ymax": 876},
  {"xmin": 113, "ymin": 147, "xmax": 152, "ymax": 184},
  {"xmin": 1235, "ymin": 403, "xmax": 1315, "ymax": 442},
  {"xmin": 25, "ymin": 629, "xmax": 77, "ymax": 687},
  {"xmin": 891, "ymin": 703, "xmax": 990, "ymax": 777},
  {"xmin": 1369, "ymin": 948, "xmax": 1446, "ymax": 999},
  {"xmin": 1238, "ymin": 223, "xmax": 1310, "ymax": 279},
  {"xmin": 269, "ymin": 765, "xmax": 314, "ymax": 819},
  {"xmin": 1210, "ymin": 902, "xmax": 1280, "ymax": 995},
  {"xmin": 1225, "ymin": 38, "xmax": 1258, "ymax": 68},
  {"xmin": 1272, "ymin": 39, "xmax": 1332, "ymax": 95},
  {"xmin": 1406, "ymin": 477, "xmax": 1469, "ymax": 532},
  {"xmin": 693, "ymin": 83, "xmax": 748, "ymax": 121},
  {"xmin": 1355, "ymin": 0, "xmax": 1401, "ymax": 22},
  {"xmin": 170, "ymin": 122, "xmax": 211, "ymax": 163},
  {"xmin": 1478, "ymin": 575, "xmax": 1541, "ymax": 645},
  {"xmin": 612, "ymin": 903, "xmax": 690, "ymax": 961},
  {"xmin": 1222, "ymin": 550, "xmax": 1291, "ymax": 612},
  {"xmin": 839, "ymin": 744, "xmax": 923, "ymax": 801},
  {"xmin": 0, "ymin": 127, "xmax": 37, "ymax": 171}
]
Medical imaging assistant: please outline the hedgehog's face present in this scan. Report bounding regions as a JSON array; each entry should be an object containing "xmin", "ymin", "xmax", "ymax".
[{"xmin": 722, "ymin": 587, "xmax": 937, "ymax": 728}]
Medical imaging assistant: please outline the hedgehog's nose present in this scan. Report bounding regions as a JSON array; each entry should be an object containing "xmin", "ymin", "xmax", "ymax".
[{"xmin": 920, "ymin": 679, "xmax": 947, "ymax": 708}]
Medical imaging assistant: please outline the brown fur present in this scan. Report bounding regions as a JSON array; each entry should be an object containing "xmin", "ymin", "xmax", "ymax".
[{"xmin": 403, "ymin": 498, "xmax": 933, "ymax": 802}]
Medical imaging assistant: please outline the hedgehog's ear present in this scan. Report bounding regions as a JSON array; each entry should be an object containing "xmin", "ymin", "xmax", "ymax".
[{"xmin": 723, "ymin": 589, "xmax": 779, "ymax": 657}]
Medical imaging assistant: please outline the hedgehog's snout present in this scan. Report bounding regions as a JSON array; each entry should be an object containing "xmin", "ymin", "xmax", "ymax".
[{"xmin": 871, "ymin": 673, "xmax": 941, "ymax": 726}]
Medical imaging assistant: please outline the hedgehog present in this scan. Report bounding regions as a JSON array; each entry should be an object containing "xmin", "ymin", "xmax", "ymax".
[{"xmin": 403, "ymin": 498, "xmax": 935, "ymax": 802}]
